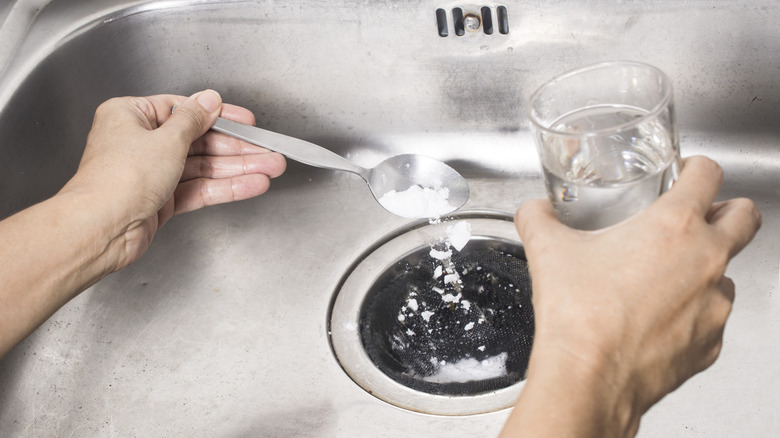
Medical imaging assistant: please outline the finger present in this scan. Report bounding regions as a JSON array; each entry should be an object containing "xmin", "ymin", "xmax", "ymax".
[
  {"xmin": 103, "ymin": 93, "xmax": 240, "ymax": 132},
  {"xmin": 657, "ymin": 156, "xmax": 723, "ymax": 215},
  {"xmin": 706, "ymin": 198, "xmax": 762, "ymax": 258},
  {"xmin": 699, "ymin": 275, "xmax": 736, "ymax": 369},
  {"xmin": 188, "ymin": 131, "xmax": 271, "ymax": 157},
  {"xmin": 91, "ymin": 96, "xmax": 172, "ymax": 132},
  {"xmin": 187, "ymin": 104, "xmax": 260, "ymax": 156},
  {"xmin": 159, "ymin": 90, "xmax": 222, "ymax": 149},
  {"xmin": 716, "ymin": 275, "xmax": 736, "ymax": 304},
  {"xmin": 172, "ymin": 174, "xmax": 272, "ymax": 215},
  {"xmin": 514, "ymin": 199, "xmax": 568, "ymax": 246},
  {"xmin": 119, "ymin": 94, "xmax": 180, "ymax": 129},
  {"xmin": 699, "ymin": 333, "xmax": 725, "ymax": 372},
  {"xmin": 140, "ymin": 96, "xmax": 252, "ymax": 128},
  {"xmin": 180, "ymin": 153, "xmax": 286, "ymax": 182},
  {"xmin": 219, "ymin": 103, "xmax": 256, "ymax": 125},
  {"xmin": 157, "ymin": 197, "xmax": 175, "ymax": 229}
]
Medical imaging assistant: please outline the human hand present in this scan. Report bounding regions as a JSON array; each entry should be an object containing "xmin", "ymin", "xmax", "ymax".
[
  {"xmin": 503, "ymin": 156, "xmax": 761, "ymax": 437},
  {"xmin": 61, "ymin": 90, "xmax": 286, "ymax": 271}
]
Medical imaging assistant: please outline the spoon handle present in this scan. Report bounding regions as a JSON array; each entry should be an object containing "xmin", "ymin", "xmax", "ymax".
[{"xmin": 212, "ymin": 117, "xmax": 368, "ymax": 178}]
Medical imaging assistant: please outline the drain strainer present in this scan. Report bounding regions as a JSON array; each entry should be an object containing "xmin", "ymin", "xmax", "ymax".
[{"xmin": 329, "ymin": 216, "xmax": 533, "ymax": 415}]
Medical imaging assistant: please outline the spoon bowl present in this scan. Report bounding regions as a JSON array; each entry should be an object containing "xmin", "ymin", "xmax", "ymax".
[{"xmin": 366, "ymin": 154, "xmax": 470, "ymax": 218}]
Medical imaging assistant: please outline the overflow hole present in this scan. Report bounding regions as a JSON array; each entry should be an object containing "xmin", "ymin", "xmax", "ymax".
[
  {"xmin": 436, "ymin": 8, "xmax": 448, "ymax": 37},
  {"xmin": 481, "ymin": 6, "xmax": 494, "ymax": 35},
  {"xmin": 452, "ymin": 7, "xmax": 465, "ymax": 36},
  {"xmin": 497, "ymin": 6, "xmax": 509, "ymax": 34}
]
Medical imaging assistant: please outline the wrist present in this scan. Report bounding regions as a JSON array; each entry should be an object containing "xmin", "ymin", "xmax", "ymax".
[
  {"xmin": 538, "ymin": 338, "xmax": 641, "ymax": 437},
  {"xmin": 502, "ymin": 336, "xmax": 642, "ymax": 438},
  {"xmin": 55, "ymin": 181, "xmax": 135, "ymax": 275}
]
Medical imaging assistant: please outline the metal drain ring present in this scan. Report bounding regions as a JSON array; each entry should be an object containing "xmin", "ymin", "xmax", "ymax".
[{"xmin": 329, "ymin": 215, "xmax": 531, "ymax": 416}]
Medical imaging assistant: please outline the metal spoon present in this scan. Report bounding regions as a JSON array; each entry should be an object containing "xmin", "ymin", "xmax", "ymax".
[{"xmin": 209, "ymin": 117, "xmax": 470, "ymax": 218}]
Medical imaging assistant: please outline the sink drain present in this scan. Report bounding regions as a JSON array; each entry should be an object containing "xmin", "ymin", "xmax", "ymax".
[
  {"xmin": 360, "ymin": 239, "xmax": 532, "ymax": 396},
  {"xmin": 329, "ymin": 216, "xmax": 533, "ymax": 415}
]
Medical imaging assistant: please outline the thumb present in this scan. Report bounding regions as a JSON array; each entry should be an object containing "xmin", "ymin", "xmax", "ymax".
[
  {"xmin": 162, "ymin": 89, "xmax": 222, "ymax": 145},
  {"xmin": 514, "ymin": 199, "xmax": 567, "ymax": 247}
]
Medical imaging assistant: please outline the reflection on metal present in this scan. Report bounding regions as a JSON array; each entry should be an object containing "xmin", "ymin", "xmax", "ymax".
[{"xmin": 0, "ymin": 0, "xmax": 778, "ymax": 436}]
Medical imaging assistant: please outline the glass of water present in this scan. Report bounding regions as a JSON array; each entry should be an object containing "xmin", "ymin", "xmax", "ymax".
[{"xmin": 528, "ymin": 61, "xmax": 682, "ymax": 230}]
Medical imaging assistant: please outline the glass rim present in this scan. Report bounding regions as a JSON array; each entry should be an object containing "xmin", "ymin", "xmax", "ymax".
[{"xmin": 527, "ymin": 60, "xmax": 674, "ymax": 138}]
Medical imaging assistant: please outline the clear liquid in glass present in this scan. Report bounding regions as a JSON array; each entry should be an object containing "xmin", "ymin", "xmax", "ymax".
[{"xmin": 542, "ymin": 104, "xmax": 679, "ymax": 230}]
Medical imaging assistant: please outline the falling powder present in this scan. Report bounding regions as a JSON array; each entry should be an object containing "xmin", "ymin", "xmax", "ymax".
[
  {"xmin": 382, "ymin": 192, "xmax": 498, "ymax": 385},
  {"xmin": 446, "ymin": 221, "xmax": 472, "ymax": 252},
  {"xmin": 430, "ymin": 248, "xmax": 453, "ymax": 260},
  {"xmin": 441, "ymin": 292, "xmax": 462, "ymax": 303},
  {"xmin": 443, "ymin": 273, "xmax": 460, "ymax": 285}
]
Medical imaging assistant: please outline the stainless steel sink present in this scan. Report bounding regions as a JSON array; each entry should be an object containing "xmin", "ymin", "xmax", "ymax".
[{"xmin": 0, "ymin": 1, "xmax": 778, "ymax": 436}]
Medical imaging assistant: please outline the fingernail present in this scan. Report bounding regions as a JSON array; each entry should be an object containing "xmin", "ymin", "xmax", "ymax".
[{"xmin": 196, "ymin": 89, "xmax": 221, "ymax": 113}]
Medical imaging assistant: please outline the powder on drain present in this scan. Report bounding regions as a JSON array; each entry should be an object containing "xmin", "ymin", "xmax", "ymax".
[
  {"xmin": 359, "ymin": 243, "xmax": 534, "ymax": 395},
  {"xmin": 422, "ymin": 352, "xmax": 509, "ymax": 384}
]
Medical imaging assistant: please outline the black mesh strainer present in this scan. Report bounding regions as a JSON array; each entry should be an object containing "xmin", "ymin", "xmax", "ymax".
[{"xmin": 359, "ymin": 238, "xmax": 533, "ymax": 396}]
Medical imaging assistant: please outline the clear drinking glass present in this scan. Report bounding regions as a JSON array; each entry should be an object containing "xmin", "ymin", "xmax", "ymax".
[{"xmin": 528, "ymin": 61, "xmax": 682, "ymax": 230}]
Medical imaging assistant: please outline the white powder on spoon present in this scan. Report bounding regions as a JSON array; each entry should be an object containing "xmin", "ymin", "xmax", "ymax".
[{"xmin": 378, "ymin": 185, "xmax": 455, "ymax": 219}]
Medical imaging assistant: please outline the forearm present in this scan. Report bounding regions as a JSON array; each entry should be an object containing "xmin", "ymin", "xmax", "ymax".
[
  {"xmin": 0, "ymin": 190, "xmax": 120, "ymax": 358},
  {"xmin": 500, "ymin": 342, "xmax": 641, "ymax": 438}
]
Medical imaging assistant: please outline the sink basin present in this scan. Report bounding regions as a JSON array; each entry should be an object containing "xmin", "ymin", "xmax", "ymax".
[{"xmin": 0, "ymin": 1, "xmax": 778, "ymax": 436}]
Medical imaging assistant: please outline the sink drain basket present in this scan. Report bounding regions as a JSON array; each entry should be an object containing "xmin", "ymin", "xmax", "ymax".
[{"xmin": 329, "ymin": 216, "xmax": 534, "ymax": 415}]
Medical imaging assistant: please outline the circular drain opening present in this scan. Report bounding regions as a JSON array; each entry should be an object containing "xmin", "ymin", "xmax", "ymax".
[
  {"xmin": 330, "ymin": 216, "xmax": 534, "ymax": 415},
  {"xmin": 360, "ymin": 239, "xmax": 533, "ymax": 396}
]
